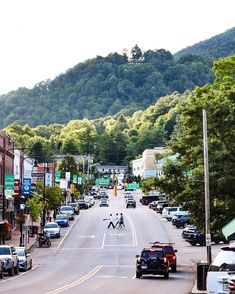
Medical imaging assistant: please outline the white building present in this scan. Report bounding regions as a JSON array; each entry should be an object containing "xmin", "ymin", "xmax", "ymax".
[{"xmin": 132, "ymin": 147, "xmax": 169, "ymax": 179}]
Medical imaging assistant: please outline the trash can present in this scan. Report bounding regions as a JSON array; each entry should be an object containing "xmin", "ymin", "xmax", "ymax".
[{"xmin": 197, "ymin": 262, "xmax": 210, "ymax": 290}]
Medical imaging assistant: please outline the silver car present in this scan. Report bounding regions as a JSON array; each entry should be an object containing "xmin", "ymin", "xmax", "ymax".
[
  {"xmin": 15, "ymin": 247, "xmax": 32, "ymax": 271},
  {"xmin": 44, "ymin": 222, "xmax": 61, "ymax": 238}
]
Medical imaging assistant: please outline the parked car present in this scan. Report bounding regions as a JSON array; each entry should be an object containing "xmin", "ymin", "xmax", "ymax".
[
  {"xmin": 0, "ymin": 245, "xmax": 19, "ymax": 276},
  {"xmin": 186, "ymin": 230, "xmax": 229, "ymax": 246},
  {"xmin": 156, "ymin": 201, "xmax": 170, "ymax": 214},
  {"xmin": 68, "ymin": 202, "xmax": 80, "ymax": 215},
  {"xmin": 148, "ymin": 201, "xmax": 159, "ymax": 210},
  {"xmin": 151, "ymin": 242, "xmax": 177, "ymax": 272},
  {"xmin": 182, "ymin": 225, "xmax": 197, "ymax": 239},
  {"xmin": 140, "ymin": 195, "xmax": 160, "ymax": 206},
  {"xmin": 207, "ymin": 242, "xmax": 235, "ymax": 293},
  {"xmin": 15, "ymin": 247, "xmax": 32, "ymax": 271},
  {"xmin": 126, "ymin": 199, "xmax": 136, "ymax": 208},
  {"xmin": 172, "ymin": 214, "xmax": 190, "ymax": 228},
  {"xmin": 59, "ymin": 205, "xmax": 74, "ymax": 220},
  {"xmin": 136, "ymin": 247, "xmax": 169, "ymax": 279},
  {"xmin": 55, "ymin": 214, "xmax": 69, "ymax": 227},
  {"xmin": 162, "ymin": 207, "xmax": 187, "ymax": 221},
  {"xmin": 44, "ymin": 222, "xmax": 61, "ymax": 238}
]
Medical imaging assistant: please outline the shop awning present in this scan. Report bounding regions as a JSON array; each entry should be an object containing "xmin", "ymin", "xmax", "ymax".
[{"xmin": 222, "ymin": 218, "xmax": 235, "ymax": 241}]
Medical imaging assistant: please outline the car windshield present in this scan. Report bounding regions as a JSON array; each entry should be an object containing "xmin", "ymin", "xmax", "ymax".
[
  {"xmin": 209, "ymin": 248, "xmax": 235, "ymax": 271},
  {"xmin": 0, "ymin": 247, "xmax": 11, "ymax": 255},
  {"xmin": 45, "ymin": 223, "xmax": 58, "ymax": 228},
  {"xmin": 141, "ymin": 250, "xmax": 164, "ymax": 258},
  {"xmin": 56, "ymin": 215, "xmax": 67, "ymax": 220},
  {"xmin": 16, "ymin": 249, "xmax": 25, "ymax": 256},
  {"xmin": 61, "ymin": 207, "xmax": 72, "ymax": 211}
]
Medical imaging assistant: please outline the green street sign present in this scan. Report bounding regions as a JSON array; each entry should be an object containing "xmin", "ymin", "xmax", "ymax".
[
  {"xmin": 95, "ymin": 178, "xmax": 110, "ymax": 185},
  {"xmin": 4, "ymin": 174, "xmax": 14, "ymax": 198},
  {"xmin": 125, "ymin": 183, "xmax": 139, "ymax": 190},
  {"xmin": 55, "ymin": 170, "xmax": 61, "ymax": 183}
]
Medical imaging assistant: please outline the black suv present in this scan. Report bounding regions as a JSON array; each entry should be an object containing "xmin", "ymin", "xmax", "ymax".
[
  {"xmin": 140, "ymin": 195, "xmax": 160, "ymax": 206},
  {"xmin": 136, "ymin": 247, "xmax": 169, "ymax": 279}
]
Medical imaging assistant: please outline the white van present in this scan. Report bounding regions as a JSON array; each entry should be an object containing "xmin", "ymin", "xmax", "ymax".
[{"xmin": 162, "ymin": 207, "xmax": 188, "ymax": 221}]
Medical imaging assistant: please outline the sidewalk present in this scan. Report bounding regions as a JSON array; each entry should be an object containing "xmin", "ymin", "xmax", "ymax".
[{"xmin": 5, "ymin": 226, "xmax": 37, "ymax": 250}]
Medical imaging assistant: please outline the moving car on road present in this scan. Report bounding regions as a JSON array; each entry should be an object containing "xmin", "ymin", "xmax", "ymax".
[
  {"xmin": 126, "ymin": 199, "xmax": 136, "ymax": 208},
  {"xmin": 151, "ymin": 242, "xmax": 177, "ymax": 272},
  {"xmin": 15, "ymin": 247, "xmax": 32, "ymax": 271},
  {"xmin": 136, "ymin": 247, "xmax": 169, "ymax": 279}
]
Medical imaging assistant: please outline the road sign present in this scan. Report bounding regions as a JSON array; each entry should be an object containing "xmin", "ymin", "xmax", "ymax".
[
  {"xmin": 125, "ymin": 183, "xmax": 139, "ymax": 190},
  {"xmin": 22, "ymin": 178, "xmax": 32, "ymax": 196},
  {"xmin": 55, "ymin": 170, "xmax": 61, "ymax": 183},
  {"xmin": 95, "ymin": 178, "xmax": 110, "ymax": 185}
]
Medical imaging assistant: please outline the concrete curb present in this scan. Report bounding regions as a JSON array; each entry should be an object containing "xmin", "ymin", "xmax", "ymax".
[{"xmin": 191, "ymin": 280, "xmax": 207, "ymax": 294}]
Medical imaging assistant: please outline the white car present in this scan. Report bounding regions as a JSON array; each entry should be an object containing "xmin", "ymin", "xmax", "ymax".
[
  {"xmin": 15, "ymin": 247, "xmax": 32, "ymax": 271},
  {"xmin": 207, "ymin": 242, "xmax": 235, "ymax": 294},
  {"xmin": 44, "ymin": 222, "xmax": 61, "ymax": 238}
]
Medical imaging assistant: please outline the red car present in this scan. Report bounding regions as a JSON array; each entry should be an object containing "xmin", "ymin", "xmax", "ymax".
[{"xmin": 151, "ymin": 242, "xmax": 177, "ymax": 272}]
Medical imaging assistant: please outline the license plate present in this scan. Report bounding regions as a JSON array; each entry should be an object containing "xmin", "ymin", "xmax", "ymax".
[{"xmin": 141, "ymin": 265, "xmax": 147, "ymax": 269}]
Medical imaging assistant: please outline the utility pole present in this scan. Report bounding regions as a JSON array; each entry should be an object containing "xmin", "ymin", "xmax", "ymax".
[{"xmin": 202, "ymin": 109, "xmax": 212, "ymax": 264}]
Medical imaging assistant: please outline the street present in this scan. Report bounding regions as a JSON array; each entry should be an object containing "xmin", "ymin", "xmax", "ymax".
[{"xmin": 0, "ymin": 190, "xmax": 223, "ymax": 294}]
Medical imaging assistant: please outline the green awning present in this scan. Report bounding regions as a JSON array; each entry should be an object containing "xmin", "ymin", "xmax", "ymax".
[{"xmin": 222, "ymin": 218, "xmax": 235, "ymax": 241}]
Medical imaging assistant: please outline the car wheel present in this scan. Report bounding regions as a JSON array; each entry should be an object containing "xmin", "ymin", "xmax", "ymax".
[
  {"xmin": 171, "ymin": 265, "xmax": 177, "ymax": 272},
  {"xmin": 14, "ymin": 263, "xmax": 19, "ymax": 275},
  {"xmin": 136, "ymin": 271, "xmax": 141, "ymax": 278},
  {"xmin": 8, "ymin": 265, "xmax": 14, "ymax": 276},
  {"xmin": 29, "ymin": 260, "xmax": 32, "ymax": 270},
  {"xmin": 57, "ymin": 233, "xmax": 60, "ymax": 238},
  {"xmin": 189, "ymin": 241, "xmax": 196, "ymax": 246},
  {"xmin": 164, "ymin": 272, "xmax": 169, "ymax": 279}
]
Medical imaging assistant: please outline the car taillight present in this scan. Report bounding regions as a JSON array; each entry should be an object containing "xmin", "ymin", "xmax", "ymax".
[
  {"xmin": 172, "ymin": 256, "xmax": 176, "ymax": 260},
  {"xmin": 228, "ymin": 279, "xmax": 235, "ymax": 289},
  {"xmin": 163, "ymin": 257, "xmax": 167, "ymax": 263}
]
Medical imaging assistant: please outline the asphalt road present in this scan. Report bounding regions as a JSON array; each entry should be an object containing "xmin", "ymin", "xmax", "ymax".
[{"xmin": 0, "ymin": 189, "xmax": 223, "ymax": 294}]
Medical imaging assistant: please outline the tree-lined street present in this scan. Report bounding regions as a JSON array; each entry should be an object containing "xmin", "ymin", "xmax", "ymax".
[{"xmin": 0, "ymin": 190, "xmax": 224, "ymax": 294}]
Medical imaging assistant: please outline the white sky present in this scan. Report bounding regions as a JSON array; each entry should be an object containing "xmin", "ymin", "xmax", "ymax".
[{"xmin": 0, "ymin": 0, "xmax": 234, "ymax": 95}]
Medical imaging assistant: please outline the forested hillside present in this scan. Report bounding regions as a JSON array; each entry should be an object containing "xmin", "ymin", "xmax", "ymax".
[
  {"xmin": 0, "ymin": 47, "xmax": 213, "ymax": 128},
  {"xmin": 174, "ymin": 27, "xmax": 235, "ymax": 60}
]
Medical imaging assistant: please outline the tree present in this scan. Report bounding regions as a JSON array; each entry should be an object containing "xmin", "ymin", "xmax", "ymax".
[
  {"xmin": 58, "ymin": 155, "xmax": 78, "ymax": 180},
  {"xmin": 26, "ymin": 193, "xmax": 44, "ymax": 226},
  {"xmin": 131, "ymin": 45, "xmax": 143, "ymax": 62}
]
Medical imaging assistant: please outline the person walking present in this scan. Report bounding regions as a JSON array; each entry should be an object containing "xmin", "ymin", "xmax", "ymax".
[
  {"xmin": 107, "ymin": 214, "xmax": 115, "ymax": 229},
  {"xmin": 117, "ymin": 213, "xmax": 125, "ymax": 228}
]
